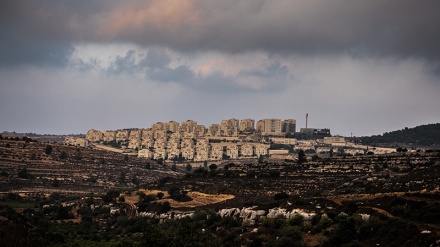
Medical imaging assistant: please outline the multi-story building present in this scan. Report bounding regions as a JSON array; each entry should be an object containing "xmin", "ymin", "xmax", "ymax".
[
  {"xmin": 64, "ymin": 137, "xmax": 88, "ymax": 147},
  {"xmin": 221, "ymin": 118, "xmax": 239, "ymax": 137},
  {"xmin": 116, "ymin": 130, "xmax": 130, "ymax": 143},
  {"xmin": 195, "ymin": 125, "xmax": 206, "ymax": 138},
  {"xmin": 153, "ymin": 136, "xmax": 167, "ymax": 160},
  {"xmin": 166, "ymin": 121, "xmax": 180, "ymax": 133},
  {"xmin": 282, "ymin": 119, "xmax": 296, "ymax": 134},
  {"xmin": 261, "ymin": 118, "xmax": 282, "ymax": 135},
  {"xmin": 207, "ymin": 124, "xmax": 221, "ymax": 137},
  {"xmin": 141, "ymin": 129, "xmax": 153, "ymax": 140},
  {"xmin": 153, "ymin": 130, "xmax": 166, "ymax": 140},
  {"xmin": 255, "ymin": 144, "xmax": 269, "ymax": 157},
  {"xmin": 256, "ymin": 120, "xmax": 265, "ymax": 133},
  {"xmin": 103, "ymin": 131, "xmax": 116, "ymax": 142},
  {"xmin": 167, "ymin": 133, "xmax": 181, "ymax": 160},
  {"xmin": 240, "ymin": 143, "xmax": 254, "ymax": 157},
  {"xmin": 152, "ymin": 122, "xmax": 166, "ymax": 133},
  {"xmin": 195, "ymin": 138, "xmax": 209, "ymax": 161},
  {"xmin": 128, "ymin": 129, "xmax": 142, "ymax": 149},
  {"xmin": 239, "ymin": 118, "xmax": 255, "ymax": 131},
  {"xmin": 181, "ymin": 138, "xmax": 195, "ymax": 160},
  {"xmin": 86, "ymin": 129, "xmax": 103, "ymax": 142},
  {"xmin": 181, "ymin": 120, "xmax": 197, "ymax": 133},
  {"xmin": 210, "ymin": 145, "xmax": 224, "ymax": 160},
  {"xmin": 226, "ymin": 144, "xmax": 239, "ymax": 159}
]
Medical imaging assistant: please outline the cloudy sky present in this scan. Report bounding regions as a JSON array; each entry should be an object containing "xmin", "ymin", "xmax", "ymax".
[{"xmin": 1, "ymin": 0, "xmax": 440, "ymax": 136}]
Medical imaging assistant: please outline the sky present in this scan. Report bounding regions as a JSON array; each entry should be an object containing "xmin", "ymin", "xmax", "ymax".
[{"xmin": 1, "ymin": 0, "xmax": 440, "ymax": 137}]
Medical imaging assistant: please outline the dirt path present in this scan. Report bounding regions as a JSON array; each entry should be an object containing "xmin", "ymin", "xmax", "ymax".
[{"xmin": 359, "ymin": 206, "xmax": 394, "ymax": 218}]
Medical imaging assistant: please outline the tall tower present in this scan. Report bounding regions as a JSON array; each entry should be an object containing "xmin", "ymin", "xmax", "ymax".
[{"xmin": 306, "ymin": 113, "xmax": 308, "ymax": 129}]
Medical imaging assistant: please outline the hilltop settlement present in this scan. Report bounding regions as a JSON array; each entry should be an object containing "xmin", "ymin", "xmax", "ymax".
[{"xmin": 1, "ymin": 122, "xmax": 439, "ymax": 246}]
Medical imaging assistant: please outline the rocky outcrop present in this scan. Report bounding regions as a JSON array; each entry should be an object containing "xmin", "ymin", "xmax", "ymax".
[
  {"xmin": 218, "ymin": 207, "xmax": 316, "ymax": 225},
  {"xmin": 267, "ymin": 207, "xmax": 316, "ymax": 220},
  {"xmin": 136, "ymin": 210, "xmax": 194, "ymax": 221}
]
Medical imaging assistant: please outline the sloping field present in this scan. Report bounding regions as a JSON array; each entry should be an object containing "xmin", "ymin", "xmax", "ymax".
[{"xmin": 124, "ymin": 190, "xmax": 235, "ymax": 208}]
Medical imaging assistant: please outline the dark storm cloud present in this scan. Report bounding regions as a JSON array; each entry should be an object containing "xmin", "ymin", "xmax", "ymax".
[
  {"xmin": 103, "ymin": 0, "xmax": 440, "ymax": 59},
  {"xmin": 2, "ymin": 0, "xmax": 440, "ymax": 68},
  {"xmin": 0, "ymin": 1, "xmax": 73, "ymax": 67}
]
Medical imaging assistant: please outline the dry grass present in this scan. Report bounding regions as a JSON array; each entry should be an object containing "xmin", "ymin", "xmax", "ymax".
[{"xmin": 123, "ymin": 190, "xmax": 235, "ymax": 208}]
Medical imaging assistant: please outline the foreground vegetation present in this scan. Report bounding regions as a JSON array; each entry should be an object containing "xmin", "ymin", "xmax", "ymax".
[{"xmin": 1, "ymin": 188, "xmax": 439, "ymax": 247}]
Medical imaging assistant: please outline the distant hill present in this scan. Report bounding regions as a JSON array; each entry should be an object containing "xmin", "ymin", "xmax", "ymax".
[{"xmin": 360, "ymin": 123, "xmax": 440, "ymax": 148}]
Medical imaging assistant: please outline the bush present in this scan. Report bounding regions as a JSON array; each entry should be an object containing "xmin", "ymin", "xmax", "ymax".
[
  {"xmin": 59, "ymin": 151, "xmax": 68, "ymax": 159},
  {"xmin": 269, "ymin": 170, "xmax": 281, "ymax": 177},
  {"xmin": 209, "ymin": 164, "xmax": 218, "ymax": 171},
  {"xmin": 18, "ymin": 168, "xmax": 33, "ymax": 179},
  {"xmin": 157, "ymin": 192, "xmax": 164, "ymax": 199},
  {"xmin": 45, "ymin": 145, "xmax": 53, "ymax": 155},
  {"xmin": 274, "ymin": 192, "xmax": 289, "ymax": 201}
]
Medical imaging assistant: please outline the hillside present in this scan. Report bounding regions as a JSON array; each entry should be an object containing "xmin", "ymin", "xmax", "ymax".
[{"xmin": 360, "ymin": 123, "xmax": 440, "ymax": 148}]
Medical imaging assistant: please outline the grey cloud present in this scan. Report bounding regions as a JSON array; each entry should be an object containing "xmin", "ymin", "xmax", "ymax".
[
  {"xmin": 239, "ymin": 62, "xmax": 288, "ymax": 79},
  {"xmin": 118, "ymin": 0, "xmax": 440, "ymax": 59},
  {"xmin": 0, "ymin": 37, "xmax": 75, "ymax": 67},
  {"xmin": 138, "ymin": 48, "xmax": 195, "ymax": 82},
  {"xmin": 147, "ymin": 65, "xmax": 195, "ymax": 83},
  {"xmin": 192, "ymin": 71, "xmax": 255, "ymax": 94},
  {"xmin": 2, "ymin": 0, "xmax": 440, "ymax": 68},
  {"xmin": 107, "ymin": 50, "xmax": 138, "ymax": 74},
  {"xmin": 104, "ymin": 48, "xmax": 289, "ymax": 93},
  {"xmin": 70, "ymin": 58, "xmax": 101, "ymax": 73},
  {"xmin": 106, "ymin": 48, "xmax": 194, "ymax": 82},
  {"xmin": 139, "ymin": 48, "xmax": 172, "ymax": 69}
]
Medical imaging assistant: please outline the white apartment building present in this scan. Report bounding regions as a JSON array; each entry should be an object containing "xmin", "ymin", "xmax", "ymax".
[
  {"xmin": 195, "ymin": 125, "xmax": 206, "ymax": 138},
  {"xmin": 239, "ymin": 118, "xmax": 255, "ymax": 131},
  {"xmin": 262, "ymin": 118, "xmax": 282, "ymax": 135},
  {"xmin": 116, "ymin": 130, "xmax": 130, "ymax": 142},
  {"xmin": 240, "ymin": 143, "xmax": 254, "ymax": 157},
  {"xmin": 166, "ymin": 121, "xmax": 180, "ymax": 133},
  {"xmin": 181, "ymin": 120, "xmax": 197, "ymax": 133},
  {"xmin": 181, "ymin": 138, "xmax": 195, "ymax": 160},
  {"xmin": 271, "ymin": 137, "xmax": 297, "ymax": 145},
  {"xmin": 103, "ymin": 131, "xmax": 116, "ymax": 142},
  {"xmin": 128, "ymin": 129, "xmax": 141, "ymax": 149},
  {"xmin": 226, "ymin": 144, "xmax": 239, "ymax": 159},
  {"xmin": 255, "ymin": 144, "xmax": 269, "ymax": 156},
  {"xmin": 207, "ymin": 124, "xmax": 221, "ymax": 137},
  {"xmin": 152, "ymin": 122, "xmax": 166, "ymax": 132},
  {"xmin": 64, "ymin": 137, "xmax": 88, "ymax": 147},
  {"xmin": 86, "ymin": 129, "xmax": 103, "ymax": 142},
  {"xmin": 221, "ymin": 118, "xmax": 239, "ymax": 137},
  {"xmin": 167, "ymin": 134, "xmax": 181, "ymax": 160},
  {"xmin": 210, "ymin": 145, "xmax": 224, "ymax": 160},
  {"xmin": 195, "ymin": 138, "xmax": 209, "ymax": 161}
]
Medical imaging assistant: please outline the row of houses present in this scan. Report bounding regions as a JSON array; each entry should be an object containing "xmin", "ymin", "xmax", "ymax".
[{"xmin": 138, "ymin": 140, "xmax": 270, "ymax": 161}]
